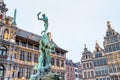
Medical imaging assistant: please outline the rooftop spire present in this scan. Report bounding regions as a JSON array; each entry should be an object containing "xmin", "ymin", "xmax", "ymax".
[
  {"xmin": 84, "ymin": 44, "xmax": 88, "ymax": 52},
  {"xmin": 95, "ymin": 41, "xmax": 101, "ymax": 52},
  {"xmin": 95, "ymin": 40, "xmax": 99, "ymax": 48},
  {"xmin": 107, "ymin": 21, "xmax": 112, "ymax": 30},
  {"xmin": 84, "ymin": 44, "xmax": 86, "ymax": 48}
]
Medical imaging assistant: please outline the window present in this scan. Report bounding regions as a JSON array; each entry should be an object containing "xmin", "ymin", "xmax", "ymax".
[
  {"xmin": 117, "ymin": 64, "xmax": 120, "ymax": 72},
  {"xmin": 61, "ymin": 60, "xmax": 64, "ymax": 67},
  {"xmin": 97, "ymin": 59, "xmax": 100, "ymax": 66},
  {"xmin": 116, "ymin": 44, "xmax": 120, "ymax": 50},
  {"xmin": 86, "ymin": 55, "xmax": 88, "ymax": 59},
  {"xmin": 90, "ymin": 62, "xmax": 93, "ymax": 68},
  {"xmin": 56, "ymin": 59, "xmax": 60, "ymax": 67},
  {"xmin": 0, "ymin": 46, "xmax": 7, "ymax": 56},
  {"xmin": 51, "ymin": 58, "xmax": 55, "ymax": 65},
  {"xmin": 88, "ymin": 72, "xmax": 90, "ymax": 78},
  {"xmin": 87, "ymin": 63, "xmax": 89, "ymax": 69},
  {"xmin": 109, "ymin": 66, "xmax": 112, "ymax": 73},
  {"xmin": 108, "ymin": 46, "xmax": 112, "ymax": 52},
  {"xmin": 16, "ymin": 40, "xmax": 19, "ymax": 45},
  {"xmin": 91, "ymin": 71, "xmax": 94, "ymax": 77},
  {"xmin": 102, "ymin": 58, "xmax": 107, "ymax": 65},
  {"xmin": 83, "ymin": 63, "xmax": 86, "ymax": 69},
  {"xmin": 95, "ymin": 52, "xmax": 102, "ymax": 58},
  {"xmin": 67, "ymin": 73, "xmax": 69, "ymax": 77},
  {"xmin": 94, "ymin": 60, "xmax": 96, "ymax": 66},
  {"xmin": 75, "ymin": 74, "xmax": 78, "ymax": 78},
  {"xmin": 112, "ymin": 44, "xmax": 116, "ymax": 51},
  {"xmin": 21, "ymin": 41, "xmax": 26, "ymax": 47},
  {"xmin": 102, "ymin": 70, "xmax": 104, "ymax": 76},
  {"xmin": 34, "ymin": 45, "xmax": 39, "ymax": 50},
  {"xmin": 71, "ymin": 68, "xmax": 72, "ymax": 71},
  {"xmin": 107, "ymin": 77, "xmax": 110, "ymax": 80},
  {"xmin": 75, "ymin": 69, "xmax": 78, "ymax": 72},
  {"xmin": 67, "ymin": 67, "xmax": 69, "ymax": 71},
  {"xmin": 18, "ymin": 67, "xmax": 24, "ymax": 78},
  {"xmin": 98, "ymin": 70, "xmax": 101, "ymax": 76},
  {"xmin": 105, "ymin": 47, "xmax": 109, "ymax": 53},
  {"xmin": 95, "ymin": 71, "xmax": 98, "ymax": 76},
  {"xmin": 12, "ymin": 66, "xmax": 16, "ymax": 77},
  {"xmin": 27, "ymin": 52, "xmax": 32, "ymax": 61},
  {"xmin": 84, "ymin": 72, "xmax": 87, "ymax": 78},
  {"xmin": 20, "ymin": 51, "xmax": 25, "ymax": 60},
  {"xmin": 28, "ymin": 43, "xmax": 33, "ymax": 49},
  {"xmin": 34, "ymin": 54, "xmax": 38, "ymax": 62},
  {"xmin": 112, "ymin": 65, "xmax": 116, "ymax": 73},
  {"xmin": 61, "ymin": 52, "xmax": 64, "ymax": 56},
  {"xmin": 26, "ymin": 68, "xmax": 31, "ymax": 79},
  {"xmin": 99, "ymin": 59, "xmax": 102, "ymax": 65}
]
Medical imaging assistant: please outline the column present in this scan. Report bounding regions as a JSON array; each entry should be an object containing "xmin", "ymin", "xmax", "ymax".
[
  {"xmin": 23, "ymin": 67, "xmax": 26, "ymax": 79},
  {"xmin": 32, "ymin": 52, "xmax": 34, "ymax": 64},
  {"xmin": 4, "ymin": 64, "xmax": 8, "ymax": 80},
  {"xmin": 7, "ymin": 45, "xmax": 12, "ymax": 61},
  {"xmin": 16, "ymin": 66, "xmax": 19, "ymax": 79},
  {"xmin": 12, "ymin": 46, "xmax": 15, "ymax": 61}
]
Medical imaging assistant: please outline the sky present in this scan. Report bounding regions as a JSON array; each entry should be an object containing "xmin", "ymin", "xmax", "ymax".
[{"xmin": 4, "ymin": 0, "xmax": 120, "ymax": 62}]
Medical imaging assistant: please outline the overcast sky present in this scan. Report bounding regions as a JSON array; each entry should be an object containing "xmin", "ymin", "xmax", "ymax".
[{"xmin": 5, "ymin": 0, "xmax": 120, "ymax": 62}]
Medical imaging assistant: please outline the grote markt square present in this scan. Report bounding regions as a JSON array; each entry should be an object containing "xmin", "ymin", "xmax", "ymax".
[{"xmin": 0, "ymin": 0, "xmax": 120, "ymax": 80}]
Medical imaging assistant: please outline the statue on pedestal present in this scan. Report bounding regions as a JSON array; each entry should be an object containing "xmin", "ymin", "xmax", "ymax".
[{"xmin": 29, "ymin": 12, "xmax": 55, "ymax": 80}]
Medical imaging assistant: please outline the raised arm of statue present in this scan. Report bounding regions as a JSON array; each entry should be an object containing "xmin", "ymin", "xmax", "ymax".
[
  {"xmin": 37, "ymin": 12, "xmax": 42, "ymax": 20},
  {"xmin": 37, "ymin": 12, "xmax": 49, "ymax": 34}
]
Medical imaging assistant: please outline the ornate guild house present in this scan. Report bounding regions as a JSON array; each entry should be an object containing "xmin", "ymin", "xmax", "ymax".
[
  {"xmin": 104, "ymin": 21, "xmax": 120, "ymax": 80},
  {"xmin": 93, "ymin": 42, "xmax": 110, "ymax": 80},
  {"xmin": 0, "ymin": 0, "xmax": 68, "ymax": 80},
  {"xmin": 81, "ymin": 45, "xmax": 94, "ymax": 80}
]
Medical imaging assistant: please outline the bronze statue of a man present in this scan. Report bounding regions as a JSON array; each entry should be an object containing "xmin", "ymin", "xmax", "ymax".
[{"xmin": 37, "ymin": 12, "xmax": 48, "ymax": 34}]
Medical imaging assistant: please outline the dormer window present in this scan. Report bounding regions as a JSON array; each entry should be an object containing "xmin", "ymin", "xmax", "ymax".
[
  {"xmin": 95, "ymin": 52, "xmax": 102, "ymax": 58},
  {"xmin": 106, "ymin": 32, "xmax": 112, "ymax": 37}
]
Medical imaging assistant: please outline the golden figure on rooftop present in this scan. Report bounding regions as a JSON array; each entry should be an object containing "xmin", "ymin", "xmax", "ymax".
[{"xmin": 107, "ymin": 21, "xmax": 111, "ymax": 29}]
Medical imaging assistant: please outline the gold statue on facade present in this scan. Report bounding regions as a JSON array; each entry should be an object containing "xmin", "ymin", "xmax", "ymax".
[{"xmin": 3, "ymin": 29, "xmax": 9, "ymax": 40}]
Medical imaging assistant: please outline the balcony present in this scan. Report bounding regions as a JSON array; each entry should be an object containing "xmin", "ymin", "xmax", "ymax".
[
  {"xmin": 14, "ymin": 59, "xmax": 38, "ymax": 66},
  {"xmin": 26, "ymin": 61, "xmax": 32, "ymax": 66},
  {"xmin": 14, "ymin": 59, "xmax": 25, "ymax": 65},
  {"xmin": 51, "ymin": 65, "xmax": 65, "ymax": 70}
]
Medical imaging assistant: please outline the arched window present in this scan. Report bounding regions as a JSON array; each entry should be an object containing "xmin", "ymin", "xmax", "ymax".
[
  {"xmin": 0, "ymin": 65, "xmax": 5, "ymax": 79},
  {"xmin": 0, "ymin": 46, "xmax": 7, "ymax": 56}
]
